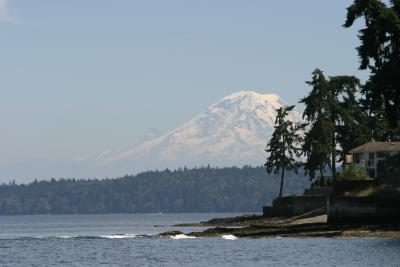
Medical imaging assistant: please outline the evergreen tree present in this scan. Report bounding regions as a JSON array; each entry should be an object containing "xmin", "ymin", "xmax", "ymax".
[
  {"xmin": 300, "ymin": 70, "xmax": 333, "ymax": 180},
  {"xmin": 344, "ymin": 0, "xmax": 400, "ymax": 140},
  {"xmin": 336, "ymin": 103, "xmax": 369, "ymax": 166},
  {"xmin": 360, "ymin": 81, "xmax": 390, "ymax": 141},
  {"xmin": 0, "ymin": 166, "xmax": 310, "ymax": 215},
  {"xmin": 334, "ymin": 76, "xmax": 370, "ymax": 166},
  {"xmin": 265, "ymin": 105, "xmax": 302, "ymax": 198},
  {"xmin": 302, "ymin": 115, "xmax": 333, "ymax": 180},
  {"xmin": 300, "ymin": 69, "xmax": 362, "ymax": 182}
]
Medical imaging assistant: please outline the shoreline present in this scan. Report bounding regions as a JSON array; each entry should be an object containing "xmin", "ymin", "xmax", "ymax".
[{"xmin": 161, "ymin": 214, "xmax": 400, "ymax": 238}]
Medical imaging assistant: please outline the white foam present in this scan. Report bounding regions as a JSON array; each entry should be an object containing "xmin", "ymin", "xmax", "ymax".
[
  {"xmin": 100, "ymin": 234, "xmax": 137, "ymax": 239},
  {"xmin": 221, "ymin": 234, "xmax": 238, "ymax": 240},
  {"xmin": 170, "ymin": 234, "xmax": 196, "ymax": 239}
]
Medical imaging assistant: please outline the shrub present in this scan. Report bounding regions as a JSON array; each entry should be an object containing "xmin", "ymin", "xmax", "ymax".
[
  {"xmin": 337, "ymin": 164, "xmax": 371, "ymax": 181},
  {"xmin": 345, "ymin": 185, "xmax": 400, "ymax": 199}
]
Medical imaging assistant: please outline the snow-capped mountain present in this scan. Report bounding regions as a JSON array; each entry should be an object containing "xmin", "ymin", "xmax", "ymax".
[
  {"xmin": 0, "ymin": 90, "xmax": 302, "ymax": 181},
  {"xmin": 94, "ymin": 91, "xmax": 302, "ymax": 173}
]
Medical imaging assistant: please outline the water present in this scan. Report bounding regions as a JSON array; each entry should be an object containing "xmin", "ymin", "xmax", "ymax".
[{"xmin": 0, "ymin": 213, "xmax": 399, "ymax": 266}]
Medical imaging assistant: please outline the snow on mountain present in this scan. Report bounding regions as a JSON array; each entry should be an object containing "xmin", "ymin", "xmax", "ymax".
[
  {"xmin": 95, "ymin": 90, "xmax": 302, "ymax": 171},
  {"xmin": 0, "ymin": 91, "xmax": 303, "ymax": 181}
]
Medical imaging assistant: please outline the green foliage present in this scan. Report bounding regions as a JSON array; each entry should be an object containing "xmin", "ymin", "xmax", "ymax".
[
  {"xmin": 302, "ymin": 114, "xmax": 334, "ymax": 180},
  {"xmin": 300, "ymin": 69, "xmax": 365, "ymax": 181},
  {"xmin": 0, "ymin": 166, "xmax": 310, "ymax": 215},
  {"xmin": 301, "ymin": 69, "xmax": 335, "ymax": 180},
  {"xmin": 344, "ymin": 0, "xmax": 400, "ymax": 139},
  {"xmin": 335, "ymin": 78, "xmax": 370, "ymax": 162},
  {"xmin": 265, "ymin": 105, "xmax": 303, "ymax": 198},
  {"xmin": 337, "ymin": 164, "xmax": 371, "ymax": 181},
  {"xmin": 345, "ymin": 185, "xmax": 400, "ymax": 199}
]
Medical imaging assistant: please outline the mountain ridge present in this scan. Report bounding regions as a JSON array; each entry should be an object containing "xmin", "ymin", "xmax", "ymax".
[
  {"xmin": 93, "ymin": 90, "xmax": 302, "ymax": 172},
  {"xmin": 0, "ymin": 90, "xmax": 302, "ymax": 181}
]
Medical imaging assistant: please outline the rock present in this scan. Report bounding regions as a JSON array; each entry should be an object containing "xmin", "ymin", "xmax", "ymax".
[{"xmin": 159, "ymin": 230, "xmax": 184, "ymax": 237}]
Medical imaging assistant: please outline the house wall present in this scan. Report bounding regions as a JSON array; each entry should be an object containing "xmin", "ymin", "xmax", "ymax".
[{"xmin": 351, "ymin": 151, "xmax": 399, "ymax": 178}]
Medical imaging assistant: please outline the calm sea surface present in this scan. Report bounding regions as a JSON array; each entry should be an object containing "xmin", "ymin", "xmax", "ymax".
[{"xmin": 0, "ymin": 213, "xmax": 399, "ymax": 267}]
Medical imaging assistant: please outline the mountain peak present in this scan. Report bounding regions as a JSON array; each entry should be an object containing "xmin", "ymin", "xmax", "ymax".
[
  {"xmin": 222, "ymin": 91, "xmax": 281, "ymax": 103},
  {"xmin": 91, "ymin": 90, "xmax": 302, "ymax": 176},
  {"xmin": 210, "ymin": 91, "xmax": 287, "ymax": 116}
]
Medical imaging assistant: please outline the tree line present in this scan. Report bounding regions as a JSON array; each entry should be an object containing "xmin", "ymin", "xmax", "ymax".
[
  {"xmin": 0, "ymin": 166, "xmax": 309, "ymax": 215},
  {"xmin": 266, "ymin": 0, "xmax": 400, "ymax": 196}
]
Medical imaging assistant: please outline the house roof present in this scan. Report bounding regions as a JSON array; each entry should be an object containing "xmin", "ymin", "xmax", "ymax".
[{"xmin": 349, "ymin": 142, "xmax": 400, "ymax": 153}]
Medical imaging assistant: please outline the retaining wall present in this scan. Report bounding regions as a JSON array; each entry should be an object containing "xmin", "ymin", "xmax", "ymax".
[
  {"xmin": 328, "ymin": 196, "xmax": 400, "ymax": 224},
  {"xmin": 303, "ymin": 187, "xmax": 333, "ymax": 196},
  {"xmin": 263, "ymin": 196, "xmax": 327, "ymax": 217}
]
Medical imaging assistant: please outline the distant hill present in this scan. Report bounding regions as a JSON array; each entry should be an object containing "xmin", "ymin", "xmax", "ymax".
[{"xmin": 0, "ymin": 166, "xmax": 309, "ymax": 215}]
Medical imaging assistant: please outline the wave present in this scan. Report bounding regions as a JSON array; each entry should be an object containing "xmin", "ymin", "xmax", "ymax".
[
  {"xmin": 221, "ymin": 234, "xmax": 238, "ymax": 240},
  {"xmin": 0, "ymin": 233, "xmax": 155, "ymax": 241},
  {"xmin": 170, "ymin": 234, "xmax": 196, "ymax": 239},
  {"xmin": 99, "ymin": 234, "xmax": 138, "ymax": 239}
]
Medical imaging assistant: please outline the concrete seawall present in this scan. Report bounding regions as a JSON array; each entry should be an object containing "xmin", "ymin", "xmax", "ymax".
[
  {"xmin": 328, "ymin": 196, "xmax": 400, "ymax": 224},
  {"xmin": 263, "ymin": 196, "xmax": 327, "ymax": 217}
]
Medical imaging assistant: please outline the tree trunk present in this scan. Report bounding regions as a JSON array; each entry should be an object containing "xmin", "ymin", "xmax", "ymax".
[
  {"xmin": 330, "ymin": 103, "xmax": 337, "ymax": 184},
  {"xmin": 331, "ymin": 135, "xmax": 336, "ymax": 184},
  {"xmin": 279, "ymin": 167, "xmax": 285, "ymax": 198}
]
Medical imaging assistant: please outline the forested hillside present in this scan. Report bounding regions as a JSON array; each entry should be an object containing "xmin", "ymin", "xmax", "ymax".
[{"xmin": 0, "ymin": 166, "xmax": 309, "ymax": 215}]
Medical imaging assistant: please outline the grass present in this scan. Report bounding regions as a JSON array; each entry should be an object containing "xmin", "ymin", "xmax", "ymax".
[{"xmin": 344, "ymin": 185, "xmax": 400, "ymax": 199}]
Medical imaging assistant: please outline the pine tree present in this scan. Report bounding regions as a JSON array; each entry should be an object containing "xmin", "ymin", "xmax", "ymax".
[
  {"xmin": 344, "ymin": 0, "xmax": 400, "ymax": 140},
  {"xmin": 332, "ymin": 75, "xmax": 370, "ymax": 167},
  {"xmin": 336, "ymin": 82, "xmax": 370, "ymax": 165},
  {"xmin": 265, "ymin": 105, "xmax": 302, "ymax": 198},
  {"xmin": 302, "ymin": 115, "xmax": 333, "ymax": 180},
  {"xmin": 301, "ymin": 69, "xmax": 362, "ymax": 182},
  {"xmin": 301, "ymin": 70, "xmax": 335, "ymax": 181}
]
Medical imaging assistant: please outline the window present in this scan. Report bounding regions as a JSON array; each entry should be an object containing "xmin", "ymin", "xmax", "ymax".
[
  {"xmin": 353, "ymin": 153, "xmax": 364, "ymax": 164},
  {"xmin": 367, "ymin": 152, "xmax": 375, "ymax": 167},
  {"xmin": 367, "ymin": 168, "xmax": 376, "ymax": 178}
]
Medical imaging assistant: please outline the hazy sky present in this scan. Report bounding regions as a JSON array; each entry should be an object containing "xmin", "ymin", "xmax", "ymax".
[{"xmin": 1, "ymin": 0, "xmax": 367, "ymax": 171}]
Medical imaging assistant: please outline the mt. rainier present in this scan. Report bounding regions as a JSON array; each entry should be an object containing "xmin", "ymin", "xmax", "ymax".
[{"xmin": 94, "ymin": 91, "xmax": 302, "ymax": 174}]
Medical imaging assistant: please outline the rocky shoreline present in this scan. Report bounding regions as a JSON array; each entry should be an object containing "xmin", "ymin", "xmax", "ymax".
[{"xmin": 160, "ymin": 214, "xmax": 400, "ymax": 238}]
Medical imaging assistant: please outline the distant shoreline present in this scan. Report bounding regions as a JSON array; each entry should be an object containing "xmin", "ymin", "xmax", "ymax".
[{"xmin": 161, "ymin": 214, "xmax": 400, "ymax": 238}]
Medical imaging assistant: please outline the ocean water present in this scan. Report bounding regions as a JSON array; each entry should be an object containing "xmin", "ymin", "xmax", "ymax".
[{"xmin": 0, "ymin": 213, "xmax": 399, "ymax": 267}]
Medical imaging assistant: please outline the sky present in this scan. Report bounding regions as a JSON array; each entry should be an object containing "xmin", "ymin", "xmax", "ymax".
[{"xmin": 0, "ymin": 0, "xmax": 368, "ymax": 179}]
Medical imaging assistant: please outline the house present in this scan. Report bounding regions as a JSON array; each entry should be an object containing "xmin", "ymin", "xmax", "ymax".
[{"xmin": 347, "ymin": 142, "xmax": 400, "ymax": 178}]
